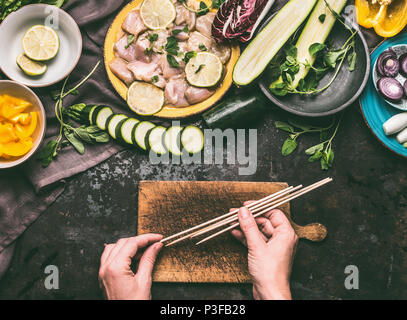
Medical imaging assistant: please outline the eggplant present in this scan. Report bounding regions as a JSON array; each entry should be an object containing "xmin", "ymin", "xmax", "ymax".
[
  {"xmin": 399, "ymin": 53, "xmax": 407, "ymax": 78},
  {"xmin": 376, "ymin": 49, "xmax": 397, "ymax": 77},
  {"xmin": 377, "ymin": 77, "xmax": 404, "ymax": 102}
]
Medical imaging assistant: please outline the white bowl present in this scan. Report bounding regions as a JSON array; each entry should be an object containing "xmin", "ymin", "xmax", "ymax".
[
  {"xmin": 0, "ymin": 4, "xmax": 82, "ymax": 87},
  {"xmin": 0, "ymin": 80, "xmax": 46, "ymax": 169}
]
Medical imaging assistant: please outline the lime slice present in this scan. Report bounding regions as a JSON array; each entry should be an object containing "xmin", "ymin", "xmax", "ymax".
[
  {"xmin": 185, "ymin": 52, "xmax": 223, "ymax": 88},
  {"xmin": 22, "ymin": 25, "xmax": 59, "ymax": 61},
  {"xmin": 140, "ymin": 0, "xmax": 176, "ymax": 30},
  {"xmin": 16, "ymin": 53, "xmax": 47, "ymax": 76},
  {"xmin": 127, "ymin": 82, "xmax": 164, "ymax": 116}
]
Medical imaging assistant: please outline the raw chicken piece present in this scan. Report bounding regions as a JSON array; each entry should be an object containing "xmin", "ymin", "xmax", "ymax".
[
  {"xmin": 151, "ymin": 29, "xmax": 170, "ymax": 52},
  {"xmin": 187, "ymin": 31, "xmax": 213, "ymax": 52},
  {"xmin": 122, "ymin": 10, "xmax": 147, "ymax": 38},
  {"xmin": 134, "ymin": 33, "xmax": 151, "ymax": 63},
  {"xmin": 165, "ymin": 79, "xmax": 189, "ymax": 107},
  {"xmin": 127, "ymin": 60, "xmax": 161, "ymax": 82},
  {"xmin": 172, "ymin": 25, "xmax": 190, "ymax": 41},
  {"xmin": 152, "ymin": 75, "xmax": 167, "ymax": 89},
  {"xmin": 175, "ymin": 3, "xmax": 196, "ymax": 30},
  {"xmin": 114, "ymin": 36, "xmax": 137, "ymax": 62},
  {"xmin": 161, "ymin": 55, "xmax": 184, "ymax": 79},
  {"xmin": 185, "ymin": 86, "xmax": 214, "ymax": 104},
  {"xmin": 211, "ymin": 43, "xmax": 231, "ymax": 64},
  {"xmin": 109, "ymin": 58, "xmax": 135, "ymax": 86},
  {"xmin": 196, "ymin": 12, "xmax": 216, "ymax": 38}
]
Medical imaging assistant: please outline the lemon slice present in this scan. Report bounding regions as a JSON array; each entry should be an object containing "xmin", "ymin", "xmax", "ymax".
[
  {"xmin": 127, "ymin": 82, "xmax": 164, "ymax": 116},
  {"xmin": 185, "ymin": 52, "xmax": 223, "ymax": 88},
  {"xmin": 22, "ymin": 25, "xmax": 59, "ymax": 61},
  {"xmin": 140, "ymin": 0, "xmax": 176, "ymax": 30},
  {"xmin": 16, "ymin": 54, "xmax": 47, "ymax": 76}
]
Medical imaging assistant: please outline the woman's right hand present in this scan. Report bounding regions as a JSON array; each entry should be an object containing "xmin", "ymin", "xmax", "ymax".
[{"xmin": 231, "ymin": 205, "xmax": 298, "ymax": 300}]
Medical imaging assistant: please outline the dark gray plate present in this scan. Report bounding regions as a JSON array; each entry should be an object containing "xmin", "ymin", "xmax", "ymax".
[{"xmin": 258, "ymin": 16, "xmax": 371, "ymax": 117}]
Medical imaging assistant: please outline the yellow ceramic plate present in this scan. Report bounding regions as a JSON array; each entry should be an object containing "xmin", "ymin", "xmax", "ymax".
[{"xmin": 104, "ymin": 0, "xmax": 240, "ymax": 119}]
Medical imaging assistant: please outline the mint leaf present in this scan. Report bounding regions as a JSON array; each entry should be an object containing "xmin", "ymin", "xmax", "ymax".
[{"xmin": 282, "ymin": 138, "xmax": 298, "ymax": 156}]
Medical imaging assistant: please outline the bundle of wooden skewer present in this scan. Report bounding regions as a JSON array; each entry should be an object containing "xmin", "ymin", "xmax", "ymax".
[{"xmin": 160, "ymin": 177, "xmax": 333, "ymax": 247}]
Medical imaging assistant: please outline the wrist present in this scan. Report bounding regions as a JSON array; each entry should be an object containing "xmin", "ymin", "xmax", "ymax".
[{"xmin": 254, "ymin": 280, "xmax": 292, "ymax": 300}]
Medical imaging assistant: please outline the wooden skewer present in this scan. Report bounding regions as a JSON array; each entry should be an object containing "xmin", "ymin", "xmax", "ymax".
[
  {"xmin": 161, "ymin": 185, "xmax": 295, "ymax": 244},
  {"xmin": 190, "ymin": 184, "xmax": 305, "ymax": 239},
  {"xmin": 195, "ymin": 178, "xmax": 333, "ymax": 246},
  {"xmin": 165, "ymin": 185, "xmax": 303, "ymax": 247}
]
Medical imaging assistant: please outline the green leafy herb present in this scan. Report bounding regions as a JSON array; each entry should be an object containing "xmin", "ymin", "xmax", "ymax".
[
  {"xmin": 152, "ymin": 75, "xmax": 159, "ymax": 83},
  {"xmin": 38, "ymin": 62, "xmax": 110, "ymax": 168},
  {"xmin": 183, "ymin": 51, "xmax": 197, "ymax": 63},
  {"xmin": 167, "ymin": 54, "xmax": 180, "ymax": 68},
  {"xmin": 1, "ymin": 1, "xmax": 68, "ymax": 21},
  {"xmin": 309, "ymin": 43, "xmax": 326, "ymax": 56},
  {"xmin": 212, "ymin": 0, "xmax": 226, "ymax": 9},
  {"xmin": 148, "ymin": 33, "xmax": 158, "ymax": 42},
  {"xmin": 172, "ymin": 25, "xmax": 189, "ymax": 35},
  {"xmin": 275, "ymin": 115, "xmax": 342, "ymax": 170},
  {"xmin": 199, "ymin": 43, "xmax": 208, "ymax": 51},
  {"xmin": 165, "ymin": 36, "xmax": 179, "ymax": 56},
  {"xmin": 197, "ymin": 1, "xmax": 209, "ymax": 16},
  {"xmin": 125, "ymin": 35, "xmax": 135, "ymax": 49},
  {"xmin": 319, "ymin": 14, "xmax": 326, "ymax": 23},
  {"xmin": 195, "ymin": 64, "xmax": 205, "ymax": 74}
]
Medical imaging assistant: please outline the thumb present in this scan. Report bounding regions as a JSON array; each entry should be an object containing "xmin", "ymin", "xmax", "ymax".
[
  {"xmin": 137, "ymin": 242, "xmax": 163, "ymax": 281},
  {"xmin": 238, "ymin": 207, "xmax": 265, "ymax": 251}
]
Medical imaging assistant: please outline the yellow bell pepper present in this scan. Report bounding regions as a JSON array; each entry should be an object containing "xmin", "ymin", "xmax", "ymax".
[{"xmin": 356, "ymin": 0, "xmax": 407, "ymax": 38}]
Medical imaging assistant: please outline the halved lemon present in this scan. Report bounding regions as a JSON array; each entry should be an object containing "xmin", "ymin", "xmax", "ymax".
[
  {"xmin": 22, "ymin": 25, "xmax": 59, "ymax": 61},
  {"xmin": 185, "ymin": 52, "xmax": 223, "ymax": 88},
  {"xmin": 140, "ymin": 0, "xmax": 176, "ymax": 30},
  {"xmin": 127, "ymin": 82, "xmax": 164, "ymax": 116},
  {"xmin": 16, "ymin": 54, "xmax": 47, "ymax": 76}
]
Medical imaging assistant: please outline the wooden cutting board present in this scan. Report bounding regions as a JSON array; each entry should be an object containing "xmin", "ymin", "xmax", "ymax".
[{"xmin": 138, "ymin": 181, "xmax": 327, "ymax": 283}]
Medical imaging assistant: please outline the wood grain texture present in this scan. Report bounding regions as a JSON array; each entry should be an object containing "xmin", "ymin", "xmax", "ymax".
[{"xmin": 138, "ymin": 181, "xmax": 327, "ymax": 283}]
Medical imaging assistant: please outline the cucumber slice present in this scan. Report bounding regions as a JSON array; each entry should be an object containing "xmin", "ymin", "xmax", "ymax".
[
  {"xmin": 132, "ymin": 121, "xmax": 156, "ymax": 150},
  {"xmin": 88, "ymin": 105, "xmax": 99, "ymax": 125},
  {"xmin": 107, "ymin": 114, "xmax": 128, "ymax": 139},
  {"xmin": 148, "ymin": 126, "xmax": 167, "ymax": 155},
  {"xmin": 119, "ymin": 118, "xmax": 140, "ymax": 145},
  {"xmin": 181, "ymin": 126, "xmax": 204, "ymax": 154},
  {"xmin": 281, "ymin": 0, "xmax": 348, "ymax": 89},
  {"xmin": 233, "ymin": 0, "xmax": 318, "ymax": 86},
  {"xmin": 94, "ymin": 106, "xmax": 113, "ymax": 130},
  {"xmin": 164, "ymin": 126, "xmax": 183, "ymax": 156}
]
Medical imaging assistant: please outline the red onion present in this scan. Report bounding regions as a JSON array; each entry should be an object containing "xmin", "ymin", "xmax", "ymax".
[
  {"xmin": 377, "ymin": 77, "xmax": 404, "ymax": 102},
  {"xmin": 376, "ymin": 49, "xmax": 397, "ymax": 77},
  {"xmin": 399, "ymin": 53, "xmax": 407, "ymax": 78}
]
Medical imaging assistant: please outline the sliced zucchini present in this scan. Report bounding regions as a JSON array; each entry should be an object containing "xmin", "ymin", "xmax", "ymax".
[
  {"xmin": 132, "ymin": 121, "xmax": 156, "ymax": 150},
  {"xmin": 233, "ymin": 0, "xmax": 318, "ymax": 86},
  {"xmin": 282, "ymin": 0, "xmax": 348, "ymax": 89},
  {"xmin": 119, "ymin": 118, "xmax": 140, "ymax": 145},
  {"xmin": 181, "ymin": 126, "xmax": 204, "ymax": 154},
  {"xmin": 88, "ymin": 105, "xmax": 99, "ymax": 125},
  {"xmin": 94, "ymin": 106, "xmax": 114, "ymax": 130},
  {"xmin": 148, "ymin": 126, "xmax": 167, "ymax": 155},
  {"xmin": 164, "ymin": 126, "xmax": 183, "ymax": 156},
  {"xmin": 107, "ymin": 114, "xmax": 128, "ymax": 139}
]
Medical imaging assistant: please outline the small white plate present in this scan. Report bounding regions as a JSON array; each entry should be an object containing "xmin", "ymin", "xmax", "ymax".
[
  {"xmin": 0, "ymin": 4, "xmax": 82, "ymax": 88},
  {"xmin": 373, "ymin": 44, "xmax": 407, "ymax": 111}
]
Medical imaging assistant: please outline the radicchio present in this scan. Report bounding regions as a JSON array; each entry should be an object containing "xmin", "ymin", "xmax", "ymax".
[{"xmin": 212, "ymin": 0, "xmax": 275, "ymax": 43}]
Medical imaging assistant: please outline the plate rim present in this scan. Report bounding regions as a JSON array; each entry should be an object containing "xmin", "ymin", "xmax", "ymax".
[
  {"xmin": 103, "ymin": 0, "xmax": 240, "ymax": 119},
  {"xmin": 0, "ymin": 4, "xmax": 83, "ymax": 88},
  {"xmin": 360, "ymin": 35, "xmax": 407, "ymax": 159},
  {"xmin": 257, "ymin": 17, "xmax": 371, "ymax": 117}
]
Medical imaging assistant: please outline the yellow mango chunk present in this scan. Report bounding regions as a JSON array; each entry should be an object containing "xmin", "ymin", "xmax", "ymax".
[
  {"xmin": 15, "ymin": 112, "xmax": 37, "ymax": 139},
  {"xmin": 10, "ymin": 113, "xmax": 32, "ymax": 125},
  {"xmin": 2, "ymin": 138, "xmax": 33, "ymax": 157},
  {"xmin": 0, "ymin": 123, "xmax": 18, "ymax": 144},
  {"xmin": 0, "ymin": 95, "xmax": 31, "ymax": 119}
]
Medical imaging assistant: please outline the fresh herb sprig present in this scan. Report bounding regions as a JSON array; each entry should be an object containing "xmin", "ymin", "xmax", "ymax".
[
  {"xmin": 275, "ymin": 115, "xmax": 343, "ymax": 170},
  {"xmin": 178, "ymin": 0, "xmax": 209, "ymax": 16},
  {"xmin": 38, "ymin": 62, "xmax": 110, "ymax": 167},
  {"xmin": 270, "ymin": 1, "xmax": 358, "ymax": 96}
]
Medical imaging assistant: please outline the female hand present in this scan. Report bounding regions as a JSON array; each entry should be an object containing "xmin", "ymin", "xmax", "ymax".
[
  {"xmin": 98, "ymin": 234, "xmax": 163, "ymax": 300},
  {"xmin": 231, "ymin": 204, "xmax": 298, "ymax": 300}
]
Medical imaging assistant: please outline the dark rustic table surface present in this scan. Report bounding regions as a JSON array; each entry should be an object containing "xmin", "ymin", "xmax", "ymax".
[{"xmin": 0, "ymin": 91, "xmax": 405, "ymax": 300}]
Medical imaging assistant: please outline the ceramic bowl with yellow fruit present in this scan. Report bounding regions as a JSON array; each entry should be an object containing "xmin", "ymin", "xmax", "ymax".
[{"xmin": 0, "ymin": 80, "xmax": 46, "ymax": 169}]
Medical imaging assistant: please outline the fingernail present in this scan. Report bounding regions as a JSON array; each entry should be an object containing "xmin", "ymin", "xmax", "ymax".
[{"xmin": 240, "ymin": 207, "xmax": 250, "ymax": 219}]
